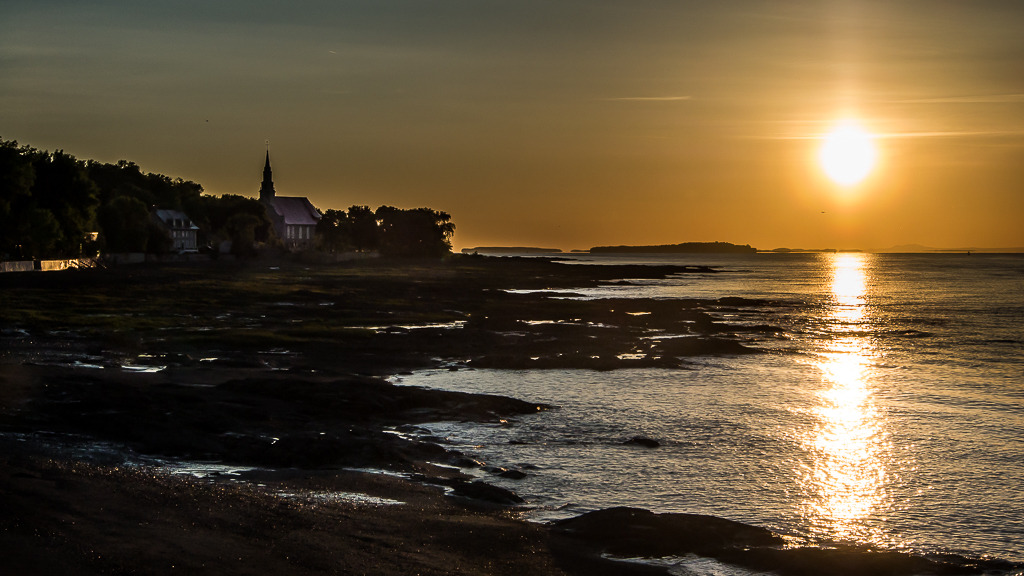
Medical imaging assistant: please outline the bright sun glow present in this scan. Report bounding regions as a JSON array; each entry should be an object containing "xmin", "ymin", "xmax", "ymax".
[{"xmin": 819, "ymin": 121, "xmax": 877, "ymax": 186}]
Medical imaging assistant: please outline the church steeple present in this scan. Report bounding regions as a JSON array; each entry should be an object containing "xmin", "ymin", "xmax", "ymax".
[{"xmin": 259, "ymin": 150, "xmax": 276, "ymax": 202}]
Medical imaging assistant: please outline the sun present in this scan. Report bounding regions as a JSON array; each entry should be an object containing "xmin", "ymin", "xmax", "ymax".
[{"xmin": 819, "ymin": 121, "xmax": 877, "ymax": 186}]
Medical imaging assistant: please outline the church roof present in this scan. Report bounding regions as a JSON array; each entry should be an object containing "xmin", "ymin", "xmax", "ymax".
[{"xmin": 267, "ymin": 196, "xmax": 321, "ymax": 226}]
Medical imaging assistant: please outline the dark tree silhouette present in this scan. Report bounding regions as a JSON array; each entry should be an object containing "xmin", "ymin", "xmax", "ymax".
[
  {"xmin": 224, "ymin": 213, "xmax": 261, "ymax": 258},
  {"xmin": 98, "ymin": 196, "xmax": 151, "ymax": 253},
  {"xmin": 199, "ymin": 194, "xmax": 273, "ymax": 250},
  {"xmin": 1, "ymin": 140, "xmax": 101, "ymax": 258},
  {"xmin": 0, "ymin": 140, "xmax": 36, "ymax": 258},
  {"xmin": 19, "ymin": 208, "xmax": 62, "ymax": 260},
  {"xmin": 315, "ymin": 208, "xmax": 351, "ymax": 253},
  {"xmin": 29, "ymin": 150, "xmax": 99, "ymax": 257},
  {"xmin": 348, "ymin": 205, "xmax": 380, "ymax": 252},
  {"xmin": 374, "ymin": 206, "xmax": 454, "ymax": 258}
]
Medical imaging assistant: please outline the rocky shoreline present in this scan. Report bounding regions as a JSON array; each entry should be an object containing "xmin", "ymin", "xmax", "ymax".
[
  {"xmin": 2, "ymin": 256, "xmax": 1017, "ymax": 575},
  {"xmin": 0, "ymin": 255, "xmax": 741, "ymax": 575}
]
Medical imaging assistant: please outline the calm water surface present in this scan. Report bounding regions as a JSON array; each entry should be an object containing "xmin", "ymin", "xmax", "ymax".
[{"xmin": 396, "ymin": 253, "xmax": 1024, "ymax": 563}]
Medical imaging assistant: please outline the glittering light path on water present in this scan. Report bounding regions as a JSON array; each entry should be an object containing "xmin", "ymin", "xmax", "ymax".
[{"xmin": 801, "ymin": 253, "xmax": 893, "ymax": 545}]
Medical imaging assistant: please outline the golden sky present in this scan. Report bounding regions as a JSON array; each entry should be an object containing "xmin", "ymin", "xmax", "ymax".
[{"xmin": 3, "ymin": 1, "xmax": 1023, "ymax": 250}]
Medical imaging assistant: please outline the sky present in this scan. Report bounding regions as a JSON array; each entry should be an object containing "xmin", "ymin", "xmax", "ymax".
[{"xmin": 3, "ymin": 0, "xmax": 1023, "ymax": 251}]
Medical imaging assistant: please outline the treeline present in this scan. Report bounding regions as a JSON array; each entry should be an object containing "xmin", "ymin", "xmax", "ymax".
[
  {"xmin": 1, "ymin": 138, "xmax": 454, "ymax": 260},
  {"xmin": 0, "ymin": 138, "xmax": 271, "ymax": 259},
  {"xmin": 317, "ymin": 206, "xmax": 455, "ymax": 258}
]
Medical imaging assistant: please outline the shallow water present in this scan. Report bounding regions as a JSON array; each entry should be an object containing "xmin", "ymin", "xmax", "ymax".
[{"xmin": 395, "ymin": 253, "xmax": 1024, "ymax": 564}]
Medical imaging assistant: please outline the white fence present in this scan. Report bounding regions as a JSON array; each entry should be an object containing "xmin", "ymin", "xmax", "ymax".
[
  {"xmin": 0, "ymin": 258, "xmax": 98, "ymax": 273},
  {"xmin": 0, "ymin": 261, "xmax": 34, "ymax": 273}
]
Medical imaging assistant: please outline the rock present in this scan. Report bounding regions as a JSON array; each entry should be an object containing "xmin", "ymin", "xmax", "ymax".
[
  {"xmin": 653, "ymin": 336, "xmax": 759, "ymax": 356},
  {"xmin": 483, "ymin": 465, "xmax": 527, "ymax": 479},
  {"xmin": 624, "ymin": 436, "xmax": 660, "ymax": 448},
  {"xmin": 553, "ymin": 507, "xmax": 783, "ymax": 558},
  {"xmin": 449, "ymin": 455, "xmax": 486, "ymax": 468},
  {"xmin": 717, "ymin": 296, "xmax": 772, "ymax": 307},
  {"xmin": 451, "ymin": 481, "xmax": 525, "ymax": 505}
]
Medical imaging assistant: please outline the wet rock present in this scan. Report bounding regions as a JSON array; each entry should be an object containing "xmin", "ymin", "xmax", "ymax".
[
  {"xmin": 484, "ymin": 466, "xmax": 527, "ymax": 479},
  {"xmin": 717, "ymin": 296, "xmax": 773, "ymax": 307},
  {"xmin": 653, "ymin": 336, "xmax": 759, "ymax": 357},
  {"xmin": 553, "ymin": 507, "xmax": 783, "ymax": 557},
  {"xmin": 624, "ymin": 436, "xmax": 660, "ymax": 448},
  {"xmin": 449, "ymin": 456, "xmax": 486, "ymax": 468},
  {"xmin": 409, "ymin": 474, "xmax": 465, "ymax": 488},
  {"xmin": 392, "ymin": 424, "xmax": 430, "ymax": 435},
  {"xmin": 451, "ymin": 481, "xmax": 525, "ymax": 505}
]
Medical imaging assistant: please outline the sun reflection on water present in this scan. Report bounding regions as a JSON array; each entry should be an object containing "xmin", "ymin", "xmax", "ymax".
[{"xmin": 801, "ymin": 253, "xmax": 890, "ymax": 544}]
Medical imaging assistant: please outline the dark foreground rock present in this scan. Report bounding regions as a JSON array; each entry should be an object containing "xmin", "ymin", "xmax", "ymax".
[
  {"xmin": 451, "ymin": 480, "xmax": 526, "ymax": 505},
  {"xmin": 553, "ymin": 507, "xmax": 1019, "ymax": 576},
  {"xmin": 4, "ymin": 365, "xmax": 548, "ymax": 474},
  {"xmin": 553, "ymin": 506, "xmax": 784, "ymax": 557},
  {"xmin": 0, "ymin": 454, "xmax": 666, "ymax": 576}
]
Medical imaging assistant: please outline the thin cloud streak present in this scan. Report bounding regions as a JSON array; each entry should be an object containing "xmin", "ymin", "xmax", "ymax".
[
  {"xmin": 895, "ymin": 94, "xmax": 1024, "ymax": 104},
  {"xmin": 875, "ymin": 130, "xmax": 1024, "ymax": 139},
  {"xmin": 604, "ymin": 96, "xmax": 692, "ymax": 102},
  {"xmin": 762, "ymin": 130, "xmax": 1024, "ymax": 140}
]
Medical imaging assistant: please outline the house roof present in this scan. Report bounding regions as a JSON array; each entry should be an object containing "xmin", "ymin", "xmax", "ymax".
[
  {"xmin": 154, "ymin": 209, "xmax": 199, "ymax": 230},
  {"xmin": 267, "ymin": 196, "xmax": 322, "ymax": 226}
]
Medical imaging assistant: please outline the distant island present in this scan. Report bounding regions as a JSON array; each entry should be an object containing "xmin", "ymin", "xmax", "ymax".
[
  {"xmin": 767, "ymin": 248, "xmax": 860, "ymax": 253},
  {"xmin": 590, "ymin": 242, "xmax": 757, "ymax": 254},
  {"xmin": 462, "ymin": 247, "xmax": 563, "ymax": 254}
]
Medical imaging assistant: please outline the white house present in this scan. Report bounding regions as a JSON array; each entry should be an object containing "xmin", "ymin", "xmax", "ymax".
[{"xmin": 153, "ymin": 209, "xmax": 199, "ymax": 253}]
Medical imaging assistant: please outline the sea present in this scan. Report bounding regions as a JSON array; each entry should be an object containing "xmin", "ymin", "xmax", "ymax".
[{"xmin": 393, "ymin": 252, "xmax": 1024, "ymax": 572}]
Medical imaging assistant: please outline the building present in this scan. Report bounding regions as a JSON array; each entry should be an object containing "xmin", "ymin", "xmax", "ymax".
[
  {"xmin": 258, "ymin": 152, "xmax": 321, "ymax": 250},
  {"xmin": 152, "ymin": 209, "xmax": 199, "ymax": 253}
]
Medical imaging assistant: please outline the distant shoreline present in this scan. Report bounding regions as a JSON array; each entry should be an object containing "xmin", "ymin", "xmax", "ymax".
[
  {"xmin": 590, "ymin": 242, "xmax": 757, "ymax": 254},
  {"xmin": 462, "ymin": 246, "xmax": 564, "ymax": 254}
]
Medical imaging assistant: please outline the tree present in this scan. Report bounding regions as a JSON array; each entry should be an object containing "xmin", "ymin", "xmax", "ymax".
[
  {"xmin": 30, "ymin": 150, "xmax": 99, "ymax": 257},
  {"xmin": 0, "ymin": 140, "xmax": 36, "ymax": 258},
  {"xmin": 87, "ymin": 158, "xmax": 209, "ymax": 251},
  {"xmin": 315, "ymin": 208, "xmax": 351, "ymax": 253},
  {"xmin": 348, "ymin": 205, "xmax": 379, "ymax": 252},
  {"xmin": 19, "ymin": 208, "xmax": 62, "ymax": 260},
  {"xmin": 225, "ymin": 213, "xmax": 261, "ymax": 258},
  {"xmin": 374, "ymin": 206, "xmax": 454, "ymax": 258},
  {"xmin": 98, "ymin": 196, "xmax": 151, "ymax": 252},
  {"xmin": 1, "ymin": 140, "xmax": 102, "ymax": 259}
]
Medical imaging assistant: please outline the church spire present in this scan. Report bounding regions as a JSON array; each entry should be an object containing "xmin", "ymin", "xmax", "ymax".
[{"xmin": 259, "ymin": 150, "xmax": 276, "ymax": 202}]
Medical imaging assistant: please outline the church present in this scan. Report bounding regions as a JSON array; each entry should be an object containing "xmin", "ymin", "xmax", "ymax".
[{"xmin": 258, "ymin": 152, "xmax": 321, "ymax": 250}]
